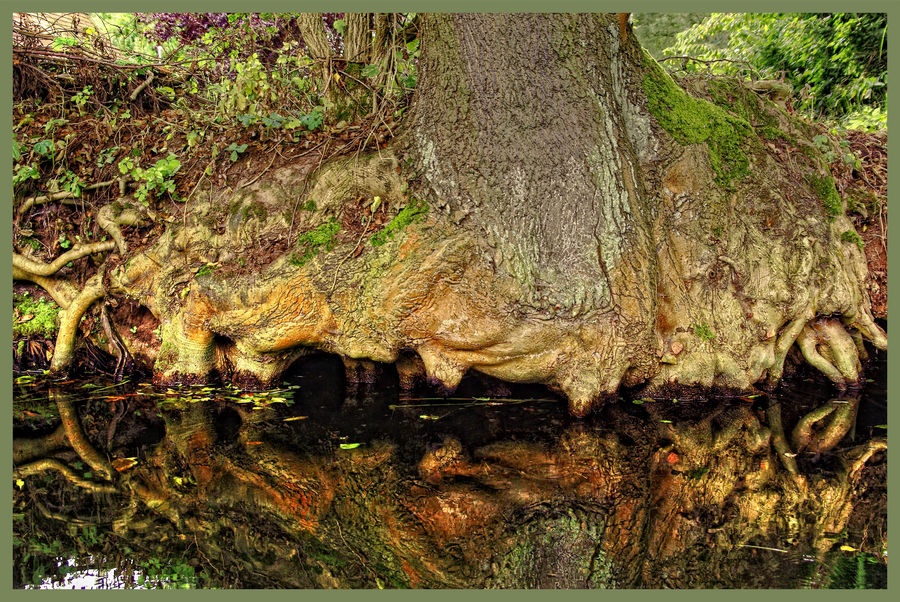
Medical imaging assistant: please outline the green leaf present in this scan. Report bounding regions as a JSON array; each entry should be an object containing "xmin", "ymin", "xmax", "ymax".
[
  {"xmin": 333, "ymin": 19, "xmax": 346, "ymax": 34},
  {"xmin": 339, "ymin": 442, "xmax": 361, "ymax": 450},
  {"xmin": 33, "ymin": 139, "xmax": 55, "ymax": 157},
  {"xmin": 361, "ymin": 64, "xmax": 380, "ymax": 78},
  {"xmin": 406, "ymin": 38, "xmax": 420, "ymax": 53},
  {"xmin": 13, "ymin": 140, "xmax": 21, "ymax": 161}
]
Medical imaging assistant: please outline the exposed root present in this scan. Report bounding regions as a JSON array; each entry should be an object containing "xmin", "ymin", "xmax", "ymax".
[
  {"xmin": 768, "ymin": 313, "xmax": 811, "ymax": 383},
  {"xmin": 14, "ymin": 458, "xmax": 118, "ymax": 493},
  {"xmin": 12, "ymin": 266, "xmax": 78, "ymax": 308},
  {"xmin": 50, "ymin": 273, "xmax": 106, "ymax": 373},
  {"xmin": 13, "ymin": 241, "xmax": 115, "ymax": 276},
  {"xmin": 97, "ymin": 199, "xmax": 153, "ymax": 254},
  {"xmin": 16, "ymin": 177, "xmax": 126, "ymax": 217},
  {"xmin": 797, "ymin": 325, "xmax": 845, "ymax": 385},
  {"xmin": 849, "ymin": 309, "xmax": 887, "ymax": 350},
  {"xmin": 100, "ymin": 302, "xmax": 132, "ymax": 381}
]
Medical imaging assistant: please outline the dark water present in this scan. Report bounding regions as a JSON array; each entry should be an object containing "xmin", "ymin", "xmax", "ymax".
[{"xmin": 12, "ymin": 351, "xmax": 887, "ymax": 589}]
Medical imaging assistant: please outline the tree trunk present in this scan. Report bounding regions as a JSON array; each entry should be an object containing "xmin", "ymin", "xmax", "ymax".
[{"xmin": 25, "ymin": 13, "xmax": 884, "ymax": 416}]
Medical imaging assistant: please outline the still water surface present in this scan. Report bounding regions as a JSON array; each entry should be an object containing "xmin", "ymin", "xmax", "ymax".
[{"xmin": 13, "ymin": 352, "xmax": 887, "ymax": 588}]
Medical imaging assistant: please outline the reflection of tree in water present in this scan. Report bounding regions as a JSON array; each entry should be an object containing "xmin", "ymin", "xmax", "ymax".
[{"xmin": 13, "ymin": 386, "xmax": 886, "ymax": 588}]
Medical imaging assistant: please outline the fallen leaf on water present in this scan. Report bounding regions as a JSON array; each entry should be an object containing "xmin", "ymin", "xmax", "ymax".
[{"xmin": 112, "ymin": 457, "xmax": 138, "ymax": 472}]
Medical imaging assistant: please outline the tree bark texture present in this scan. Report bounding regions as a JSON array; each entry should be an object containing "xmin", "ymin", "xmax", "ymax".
[{"xmin": 21, "ymin": 13, "xmax": 885, "ymax": 416}]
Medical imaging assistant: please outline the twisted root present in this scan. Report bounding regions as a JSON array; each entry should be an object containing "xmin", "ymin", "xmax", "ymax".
[
  {"xmin": 97, "ymin": 199, "xmax": 153, "ymax": 255},
  {"xmin": 50, "ymin": 273, "xmax": 106, "ymax": 374}
]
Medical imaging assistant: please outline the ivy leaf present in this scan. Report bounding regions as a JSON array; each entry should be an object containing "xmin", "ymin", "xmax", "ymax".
[{"xmin": 34, "ymin": 139, "xmax": 55, "ymax": 157}]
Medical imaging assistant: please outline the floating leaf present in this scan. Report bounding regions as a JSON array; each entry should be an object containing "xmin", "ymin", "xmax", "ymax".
[
  {"xmin": 112, "ymin": 457, "xmax": 138, "ymax": 472},
  {"xmin": 339, "ymin": 443, "xmax": 361, "ymax": 450}
]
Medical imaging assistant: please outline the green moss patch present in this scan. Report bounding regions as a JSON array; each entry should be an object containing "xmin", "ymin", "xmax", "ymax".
[
  {"xmin": 289, "ymin": 218, "xmax": 341, "ymax": 267},
  {"xmin": 13, "ymin": 293, "xmax": 60, "ymax": 338},
  {"xmin": 841, "ymin": 230, "xmax": 865, "ymax": 250},
  {"xmin": 807, "ymin": 174, "xmax": 843, "ymax": 219},
  {"xmin": 371, "ymin": 199, "xmax": 428, "ymax": 247},
  {"xmin": 693, "ymin": 322, "xmax": 715, "ymax": 341},
  {"xmin": 643, "ymin": 56, "xmax": 752, "ymax": 189}
]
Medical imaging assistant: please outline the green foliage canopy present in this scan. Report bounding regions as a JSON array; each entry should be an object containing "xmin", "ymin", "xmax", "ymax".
[{"xmin": 664, "ymin": 13, "xmax": 887, "ymax": 129}]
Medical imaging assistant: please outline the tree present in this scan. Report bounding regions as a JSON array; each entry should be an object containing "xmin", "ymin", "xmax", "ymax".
[{"xmin": 13, "ymin": 13, "xmax": 885, "ymax": 416}]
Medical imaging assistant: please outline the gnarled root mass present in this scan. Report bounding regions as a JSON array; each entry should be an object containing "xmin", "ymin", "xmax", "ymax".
[{"xmin": 14, "ymin": 78, "xmax": 886, "ymax": 416}]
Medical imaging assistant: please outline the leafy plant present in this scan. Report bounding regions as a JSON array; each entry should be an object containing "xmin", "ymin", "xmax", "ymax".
[
  {"xmin": 33, "ymin": 139, "xmax": 55, "ymax": 158},
  {"xmin": 13, "ymin": 164, "xmax": 40, "ymax": 187},
  {"xmin": 120, "ymin": 154, "xmax": 183, "ymax": 203},
  {"xmin": 664, "ymin": 13, "xmax": 887, "ymax": 127},
  {"xmin": 224, "ymin": 142, "xmax": 248, "ymax": 162},
  {"xmin": 71, "ymin": 85, "xmax": 93, "ymax": 114}
]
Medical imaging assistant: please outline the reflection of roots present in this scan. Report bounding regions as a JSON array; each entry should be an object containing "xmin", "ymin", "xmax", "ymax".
[
  {"xmin": 841, "ymin": 437, "xmax": 887, "ymax": 478},
  {"xmin": 791, "ymin": 397, "xmax": 859, "ymax": 454},
  {"xmin": 14, "ymin": 458, "xmax": 118, "ymax": 493}
]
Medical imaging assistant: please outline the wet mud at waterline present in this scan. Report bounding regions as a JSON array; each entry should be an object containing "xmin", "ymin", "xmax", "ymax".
[{"xmin": 13, "ymin": 351, "xmax": 887, "ymax": 589}]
